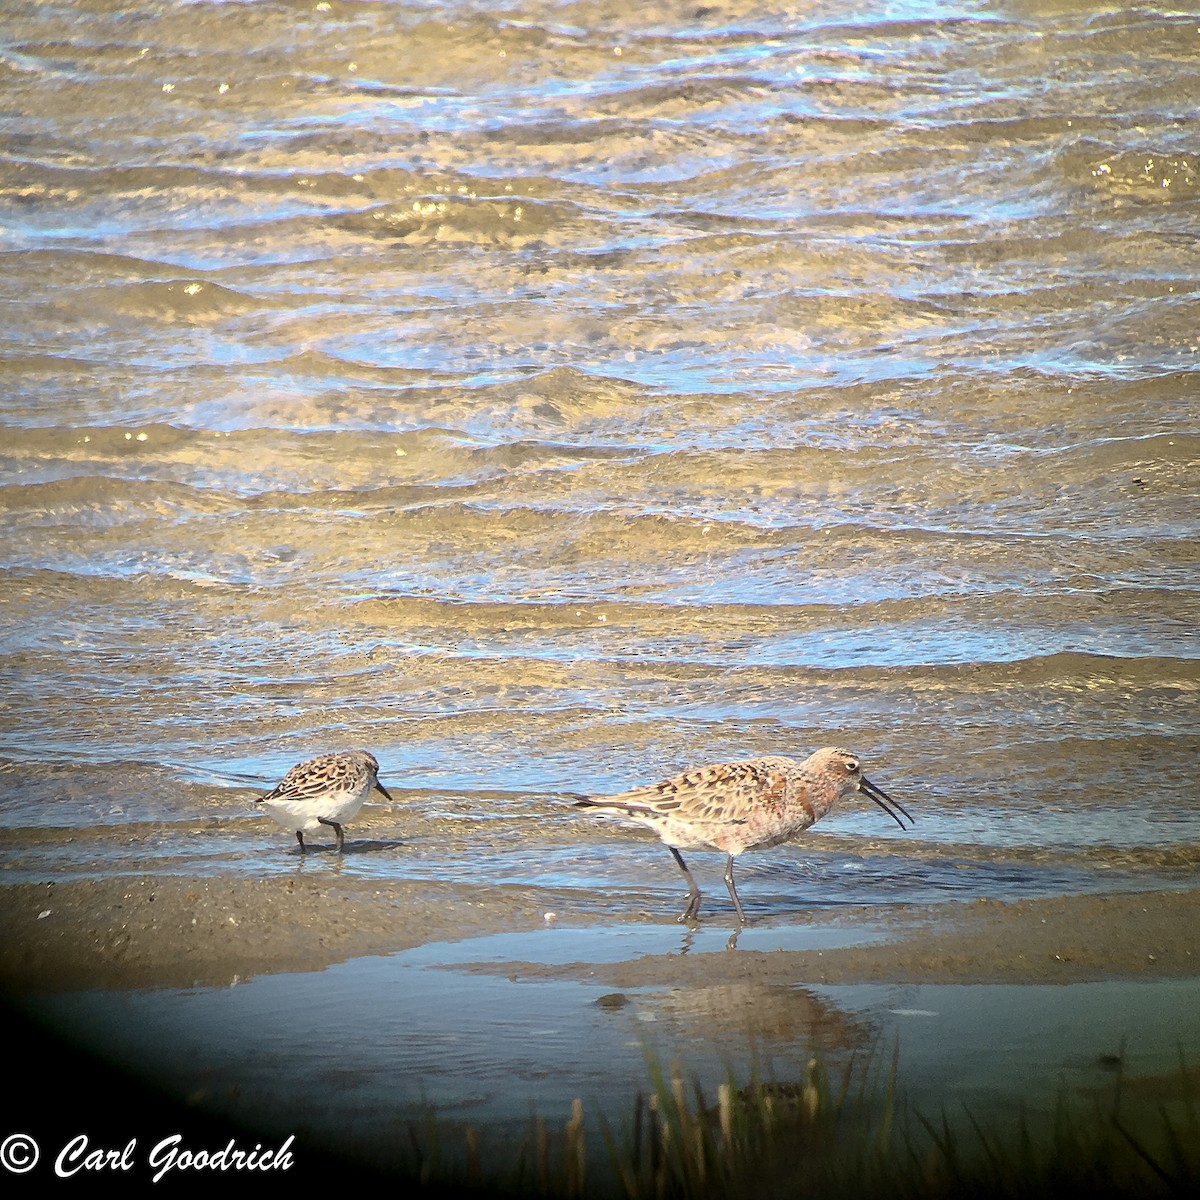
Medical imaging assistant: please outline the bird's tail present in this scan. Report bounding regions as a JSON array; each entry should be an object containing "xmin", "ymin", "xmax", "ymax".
[{"xmin": 571, "ymin": 793, "xmax": 654, "ymax": 819}]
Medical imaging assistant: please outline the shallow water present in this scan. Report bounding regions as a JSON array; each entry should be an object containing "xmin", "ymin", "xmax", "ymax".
[
  {"xmin": 1, "ymin": 0, "xmax": 1199, "ymax": 1174},
  {"xmin": 2, "ymin": 0, "xmax": 1197, "ymax": 904},
  {"xmin": 36, "ymin": 925, "xmax": 1200, "ymax": 1173}
]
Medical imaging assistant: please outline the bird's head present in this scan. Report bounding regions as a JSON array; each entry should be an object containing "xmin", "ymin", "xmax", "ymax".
[{"xmin": 807, "ymin": 747, "xmax": 913, "ymax": 830}]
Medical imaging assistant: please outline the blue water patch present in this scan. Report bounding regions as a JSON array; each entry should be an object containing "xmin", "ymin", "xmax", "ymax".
[{"xmin": 30, "ymin": 928, "xmax": 1200, "ymax": 1169}]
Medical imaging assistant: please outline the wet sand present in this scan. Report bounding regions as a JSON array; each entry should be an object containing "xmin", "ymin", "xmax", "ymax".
[
  {"xmin": 3, "ymin": 869, "xmax": 1197, "ymax": 996},
  {"xmin": 3, "ymin": 846, "xmax": 1198, "ymax": 1194}
]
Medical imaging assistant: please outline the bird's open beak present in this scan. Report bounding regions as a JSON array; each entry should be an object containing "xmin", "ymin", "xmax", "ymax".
[
  {"xmin": 375, "ymin": 781, "xmax": 395, "ymax": 802},
  {"xmin": 860, "ymin": 776, "xmax": 913, "ymax": 829}
]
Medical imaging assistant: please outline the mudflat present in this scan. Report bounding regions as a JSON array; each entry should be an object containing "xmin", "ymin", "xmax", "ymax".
[{"xmin": 3, "ymin": 868, "xmax": 1196, "ymax": 996}]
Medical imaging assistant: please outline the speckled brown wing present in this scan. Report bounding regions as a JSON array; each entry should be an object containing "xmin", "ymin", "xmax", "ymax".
[
  {"xmin": 262, "ymin": 754, "xmax": 356, "ymax": 803},
  {"xmin": 588, "ymin": 756, "xmax": 798, "ymax": 827}
]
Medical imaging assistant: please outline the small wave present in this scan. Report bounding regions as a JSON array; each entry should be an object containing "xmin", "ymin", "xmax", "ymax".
[{"xmin": 68, "ymin": 278, "xmax": 266, "ymax": 324}]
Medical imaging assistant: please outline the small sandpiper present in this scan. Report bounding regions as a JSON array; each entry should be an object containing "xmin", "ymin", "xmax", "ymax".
[
  {"xmin": 574, "ymin": 746, "xmax": 912, "ymax": 923},
  {"xmin": 257, "ymin": 750, "xmax": 394, "ymax": 853}
]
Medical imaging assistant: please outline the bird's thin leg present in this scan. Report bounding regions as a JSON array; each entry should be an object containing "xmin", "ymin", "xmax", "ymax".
[
  {"xmin": 723, "ymin": 855, "xmax": 746, "ymax": 925},
  {"xmin": 319, "ymin": 817, "xmax": 345, "ymax": 853},
  {"xmin": 295, "ymin": 830, "xmax": 306, "ymax": 852},
  {"xmin": 670, "ymin": 847, "xmax": 703, "ymax": 922}
]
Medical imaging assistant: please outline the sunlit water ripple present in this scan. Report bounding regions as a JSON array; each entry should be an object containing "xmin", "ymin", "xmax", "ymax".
[{"xmin": 1, "ymin": 0, "xmax": 1197, "ymax": 912}]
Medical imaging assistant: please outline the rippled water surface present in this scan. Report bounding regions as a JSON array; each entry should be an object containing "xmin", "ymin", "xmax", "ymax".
[{"xmin": 2, "ymin": 1, "xmax": 1198, "ymax": 908}]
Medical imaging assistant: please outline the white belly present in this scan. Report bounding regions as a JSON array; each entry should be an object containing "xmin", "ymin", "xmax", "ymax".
[{"xmin": 261, "ymin": 792, "xmax": 365, "ymax": 832}]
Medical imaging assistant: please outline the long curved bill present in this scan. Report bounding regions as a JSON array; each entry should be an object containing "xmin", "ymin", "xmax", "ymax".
[{"xmin": 860, "ymin": 776, "xmax": 914, "ymax": 830}]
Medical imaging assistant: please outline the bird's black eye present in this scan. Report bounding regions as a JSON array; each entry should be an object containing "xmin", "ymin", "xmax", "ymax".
[{"xmin": 845, "ymin": 758, "xmax": 859, "ymax": 773}]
